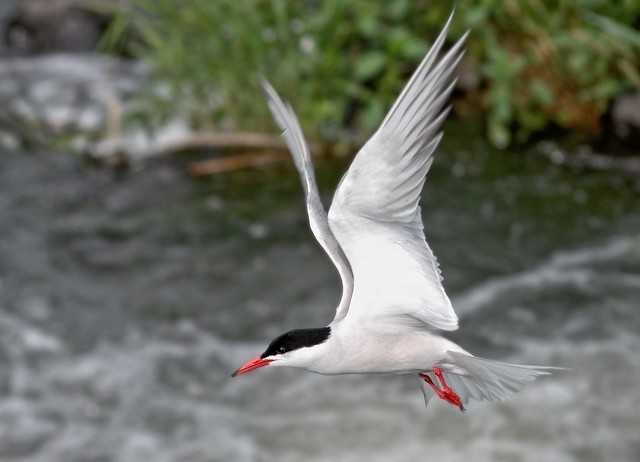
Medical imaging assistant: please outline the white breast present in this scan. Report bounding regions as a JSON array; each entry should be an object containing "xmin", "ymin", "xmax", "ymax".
[{"xmin": 306, "ymin": 326, "xmax": 466, "ymax": 375}]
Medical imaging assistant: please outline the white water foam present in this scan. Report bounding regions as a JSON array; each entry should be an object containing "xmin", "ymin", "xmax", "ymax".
[
  {"xmin": 1, "ymin": 235, "xmax": 638, "ymax": 461},
  {"xmin": 453, "ymin": 236, "xmax": 636, "ymax": 317}
]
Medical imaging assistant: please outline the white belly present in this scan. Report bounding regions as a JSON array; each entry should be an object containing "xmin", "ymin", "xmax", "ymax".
[{"xmin": 307, "ymin": 328, "xmax": 466, "ymax": 375}]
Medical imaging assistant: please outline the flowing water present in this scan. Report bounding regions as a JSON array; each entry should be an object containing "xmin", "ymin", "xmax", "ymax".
[{"xmin": 1, "ymin": 125, "xmax": 639, "ymax": 462}]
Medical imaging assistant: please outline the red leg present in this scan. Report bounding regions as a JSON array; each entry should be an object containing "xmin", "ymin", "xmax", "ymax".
[
  {"xmin": 419, "ymin": 373, "xmax": 440, "ymax": 394},
  {"xmin": 420, "ymin": 368, "xmax": 465, "ymax": 412}
]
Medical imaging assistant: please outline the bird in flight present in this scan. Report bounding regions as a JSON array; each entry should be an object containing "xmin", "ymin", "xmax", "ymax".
[{"xmin": 232, "ymin": 12, "xmax": 556, "ymax": 411}]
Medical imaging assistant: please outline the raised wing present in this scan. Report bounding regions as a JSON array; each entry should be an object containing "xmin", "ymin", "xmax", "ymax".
[
  {"xmin": 328, "ymin": 12, "xmax": 468, "ymax": 332},
  {"xmin": 260, "ymin": 79, "xmax": 354, "ymax": 322}
]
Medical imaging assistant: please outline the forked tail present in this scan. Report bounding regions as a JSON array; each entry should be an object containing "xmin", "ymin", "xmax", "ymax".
[{"xmin": 419, "ymin": 351, "xmax": 561, "ymax": 409}]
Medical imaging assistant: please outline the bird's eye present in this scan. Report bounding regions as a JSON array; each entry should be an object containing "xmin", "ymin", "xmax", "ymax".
[{"xmin": 277, "ymin": 346, "xmax": 286, "ymax": 354}]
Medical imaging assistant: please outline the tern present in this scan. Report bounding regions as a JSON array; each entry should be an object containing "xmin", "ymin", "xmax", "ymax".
[{"xmin": 232, "ymin": 12, "xmax": 556, "ymax": 411}]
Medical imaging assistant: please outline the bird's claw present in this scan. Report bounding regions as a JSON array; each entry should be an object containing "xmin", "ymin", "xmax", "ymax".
[
  {"xmin": 420, "ymin": 367, "xmax": 465, "ymax": 412},
  {"xmin": 440, "ymin": 387, "xmax": 464, "ymax": 409}
]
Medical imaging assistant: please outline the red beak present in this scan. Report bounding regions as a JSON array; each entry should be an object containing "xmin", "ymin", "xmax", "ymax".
[{"xmin": 231, "ymin": 356, "xmax": 274, "ymax": 377}]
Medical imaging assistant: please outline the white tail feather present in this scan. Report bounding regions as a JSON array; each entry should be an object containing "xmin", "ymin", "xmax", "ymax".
[{"xmin": 419, "ymin": 351, "xmax": 561, "ymax": 408}]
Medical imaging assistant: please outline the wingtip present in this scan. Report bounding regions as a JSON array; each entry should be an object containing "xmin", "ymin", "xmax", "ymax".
[
  {"xmin": 445, "ymin": 5, "xmax": 456, "ymax": 28},
  {"xmin": 459, "ymin": 28, "xmax": 471, "ymax": 46},
  {"xmin": 441, "ymin": 5, "xmax": 462, "ymax": 40},
  {"xmin": 257, "ymin": 75, "xmax": 276, "ymax": 101},
  {"xmin": 442, "ymin": 8, "xmax": 471, "ymax": 51},
  {"xmin": 257, "ymin": 76, "xmax": 291, "ymax": 135}
]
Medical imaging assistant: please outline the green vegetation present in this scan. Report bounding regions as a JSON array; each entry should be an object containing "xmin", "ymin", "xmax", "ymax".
[{"xmin": 102, "ymin": 0, "xmax": 640, "ymax": 148}]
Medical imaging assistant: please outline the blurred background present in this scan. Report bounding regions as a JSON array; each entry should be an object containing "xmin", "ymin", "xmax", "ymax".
[{"xmin": 1, "ymin": 1, "xmax": 639, "ymax": 461}]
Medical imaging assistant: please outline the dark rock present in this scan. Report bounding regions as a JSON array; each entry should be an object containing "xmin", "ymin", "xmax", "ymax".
[
  {"xmin": 0, "ymin": 0, "xmax": 21, "ymax": 55},
  {"xmin": 1, "ymin": 0, "xmax": 113, "ymax": 55},
  {"xmin": 609, "ymin": 91, "xmax": 640, "ymax": 148}
]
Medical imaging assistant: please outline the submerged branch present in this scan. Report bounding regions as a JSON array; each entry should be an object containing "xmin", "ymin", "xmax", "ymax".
[
  {"xmin": 153, "ymin": 131, "xmax": 322, "ymax": 157},
  {"xmin": 187, "ymin": 151, "xmax": 289, "ymax": 176}
]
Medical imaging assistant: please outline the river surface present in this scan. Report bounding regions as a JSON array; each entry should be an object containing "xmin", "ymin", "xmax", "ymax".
[{"xmin": 1, "ymin": 125, "xmax": 639, "ymax": 462}]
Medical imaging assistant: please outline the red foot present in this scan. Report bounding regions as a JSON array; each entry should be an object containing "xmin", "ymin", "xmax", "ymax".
[{"xmin": 420, "ymin": 367, "xmax": 465, "ymax": 412}]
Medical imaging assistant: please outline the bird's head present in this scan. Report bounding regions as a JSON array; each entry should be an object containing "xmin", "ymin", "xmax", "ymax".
[{"xmin": 232, "ymin": 327, "xmax": 331, "ymax": 377}]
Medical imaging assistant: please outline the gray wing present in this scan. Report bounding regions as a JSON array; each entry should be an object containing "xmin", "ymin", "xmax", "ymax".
[
  {"xmin": 260, "ymin": 79, "xmax": 354, "ymax": 322},
  {"xmin": 328, "ymin": 12, "xmax": 468, "ymax": 332}
]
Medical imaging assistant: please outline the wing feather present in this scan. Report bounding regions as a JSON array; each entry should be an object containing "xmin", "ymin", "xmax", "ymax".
[
  {"xmin": 260, "ymin": 79, "xmax": 354, "ymax": 321},
  {"xmin": 328, "ymin": 11, "xmax": 468, "ymax": 332}
]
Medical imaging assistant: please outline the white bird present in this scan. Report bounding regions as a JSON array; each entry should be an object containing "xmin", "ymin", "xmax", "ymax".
[{"xmin": 232, "ymin": 12, "xmax": 557, "ymax": 411}]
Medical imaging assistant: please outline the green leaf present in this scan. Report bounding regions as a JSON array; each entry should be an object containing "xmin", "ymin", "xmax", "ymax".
[
  {"xmin": 388, "ymin": 0, "xmax": 410, "ymax": 21},
  {"xmin": 354, "ymin": 51, "xmax": 387, "ymax": 81},
  {"xmin": 531, "ymin": 80, "xmax": 554, "ymax": 106},
  {"xmin": 584, "ymin": 11, "xmax": 640, "ymax": 48},
  {"xmin": 361, "ymin": 98, "xmax": 386, "ymax": 132}
]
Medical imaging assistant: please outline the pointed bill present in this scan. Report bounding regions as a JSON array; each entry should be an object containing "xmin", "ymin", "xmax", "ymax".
[{"xmin": 231, "ymin": 356, "xmax": 274, "ymax": 377}]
